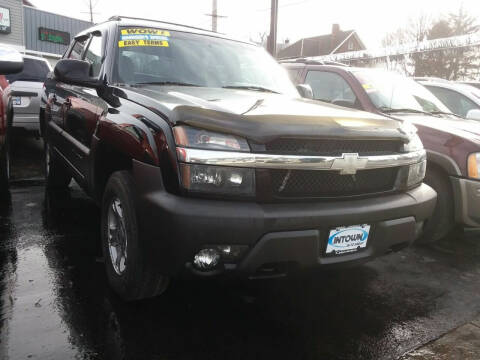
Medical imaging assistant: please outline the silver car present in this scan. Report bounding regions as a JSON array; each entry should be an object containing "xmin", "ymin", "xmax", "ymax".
[
  {"xmin": 416, "ymin": 78, "xmax": 480, "ymax": 121},
  {"xmin": 6, "ymin": 55, "xmax": 52, "ymax": 135}
]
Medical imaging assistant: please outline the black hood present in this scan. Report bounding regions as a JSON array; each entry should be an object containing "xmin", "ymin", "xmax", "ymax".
[{"xmin": 117, "ymin": 85, "xmax": 410, "ymax": 144}]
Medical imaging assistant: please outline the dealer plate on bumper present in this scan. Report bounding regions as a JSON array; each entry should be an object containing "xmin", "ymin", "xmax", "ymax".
[{"xmin": 326, "ymin": 224, "xmax": 371, "ymax": 256}]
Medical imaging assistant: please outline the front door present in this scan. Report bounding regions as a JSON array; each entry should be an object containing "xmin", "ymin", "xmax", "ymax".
[{"xmin": 60, "ymin": 32, "xmax": 106, "ymax": 186}]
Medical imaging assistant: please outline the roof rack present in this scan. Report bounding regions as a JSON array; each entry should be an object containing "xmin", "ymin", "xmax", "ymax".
[
  {"xmin": 108, "ymin": 15, "xmax": 214, "ymax": 33},
  {"xmin": 278, "ymin": 57, "xmax": 349, "ymax": 67}
]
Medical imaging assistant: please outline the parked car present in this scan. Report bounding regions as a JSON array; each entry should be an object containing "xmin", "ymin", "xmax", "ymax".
[
  {"xmin": 0, "ymin": 47, "xmax": 23, "ymax": 193},
  {"xmin": 6, "ymin": 54, "xmax": 52, "ymax": 136},
  {"xmin": 283, "ymin": 61, "xmax": 479, "ymax": 242},
  {"xmin": 43, "ymin": 17, "xmax": 436, "ymax": 301},
  {"xmin": 416, "ymin": 78, "xmax": 480, "ymax": 120}
]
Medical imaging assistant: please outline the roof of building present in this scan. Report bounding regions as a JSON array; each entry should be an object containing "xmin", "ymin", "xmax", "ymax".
[{"xmin": 277, "ymin": 28, "xmax": 365, "ymax": 59}]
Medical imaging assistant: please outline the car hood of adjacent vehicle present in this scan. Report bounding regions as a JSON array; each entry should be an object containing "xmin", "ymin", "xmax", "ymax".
[
  {"xmin": 389, "ymin": 113, "xmax": 480, "ymax": 144},
  {"xmin": 119, "ymin": 85, "xmax": 410, "ymax": 143}
]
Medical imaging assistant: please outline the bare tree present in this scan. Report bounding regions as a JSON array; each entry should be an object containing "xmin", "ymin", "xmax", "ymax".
[{"xmin": 382, "ymin": 8, "xmax": 479, "ymax": 80}]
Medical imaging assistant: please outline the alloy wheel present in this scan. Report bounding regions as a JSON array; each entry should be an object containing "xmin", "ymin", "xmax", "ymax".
[{"xmin": 107, "ymin": 197, "xmax": 128, "ymax": 275}]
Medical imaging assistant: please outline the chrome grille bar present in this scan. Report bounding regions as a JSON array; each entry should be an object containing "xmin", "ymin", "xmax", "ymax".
[{"xmin": 176, "ymin": 147, "xmax": 426, "ymax": 172}]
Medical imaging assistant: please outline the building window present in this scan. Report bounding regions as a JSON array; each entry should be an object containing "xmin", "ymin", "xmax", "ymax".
[{"xmin": 348, "ymin": 40, "xmax": 354, "ymax": 51}]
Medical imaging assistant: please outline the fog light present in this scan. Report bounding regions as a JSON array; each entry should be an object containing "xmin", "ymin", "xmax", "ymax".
[
  {"xmin": 193, "ymin": 249, "xmax": 221, "ymax": 271},
  {"xmin": 216, "ymin": 245, "xmax": 248, "ymax": 262}
]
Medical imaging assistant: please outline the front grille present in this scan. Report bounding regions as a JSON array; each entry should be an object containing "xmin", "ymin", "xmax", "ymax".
[
  {"xmin": 269, "ymin": 167, "xmax": 399, "ymax": 198},
  {"xmin": 264, "ymin": 138, "xmax": 403, "ymax": 156}
]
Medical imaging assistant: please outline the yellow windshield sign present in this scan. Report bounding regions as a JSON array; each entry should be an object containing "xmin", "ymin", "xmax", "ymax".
[
  {"xmin": 118, "ymin": 39, "xmax": 169, "ymax": 47},
  {"xmin": 121, "ymin": 28, "xmax": 170, "ymax": 36},
  {"xmin": 119, "ymin": 28, "xmax": 170, "ymax": 47}
]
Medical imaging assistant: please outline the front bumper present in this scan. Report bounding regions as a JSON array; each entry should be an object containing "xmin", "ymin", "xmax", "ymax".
[
  {"xmin": 133, "ymin": 161, "xmax": 437, "ymax": 277},
  {"xmin": 452, "ymin": 176, "xmax": 480, "ymax": 227}
]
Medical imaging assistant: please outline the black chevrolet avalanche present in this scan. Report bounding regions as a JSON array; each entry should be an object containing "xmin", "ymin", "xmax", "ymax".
[{"xmin": 41, "ymin": 16, "xmax": 436, "ymax": 301}]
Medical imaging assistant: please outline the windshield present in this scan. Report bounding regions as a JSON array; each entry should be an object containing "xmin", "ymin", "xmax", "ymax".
[
  {"xmin": 115, "ymin": 27, "xmax": 298, "ymax": 96},
  {"xmin": 6, "ymin": 57, "xmax": 51, "ymax": 83},
  {"xmin": 354, "ymin": 70, "xmax": 451, "ymax": 113}
]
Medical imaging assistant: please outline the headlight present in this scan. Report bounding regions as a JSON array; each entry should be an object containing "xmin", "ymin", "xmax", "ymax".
[
  {"xmin": 400, "ymin": 122, "xmax": 423, "ymax": 152},
  {"xmin": 180, "ymin": 164, "xmax": 255, "ymax": 196},
  {"xmin": 175, "ymin": 126, "xmax": 254, "ymax": 196},
  {"xmin": 468, "ymin": 153, "xmax": 480, "ymax": 179},
  {"xmin": 407, "ymin": 160, "xmax": 427, "ymax": 187},
  {"xmin": 173, "ymin": 125, "xmax": 250, "ymax": 151}
]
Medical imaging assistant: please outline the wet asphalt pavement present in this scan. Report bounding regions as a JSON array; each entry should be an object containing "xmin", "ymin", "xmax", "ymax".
[{"xmin": 1, "ymin": 137, "xmax": 480, "ymax": 360}]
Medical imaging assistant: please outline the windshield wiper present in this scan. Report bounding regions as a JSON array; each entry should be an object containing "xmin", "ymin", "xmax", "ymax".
[
  {"xmin": 379, "ymin": 107, "xmax": 435, "ymax": 116},
  {"xmin": 132, "ymin": 81, "xmax": 202, "ymax": 87},
  {"xmin": 222, "ymin": 85, "xmax": 279, "ymax": 94},
  {"xmin": 430, "ymin": 110, "xmax": 462, "ymax": 118}
]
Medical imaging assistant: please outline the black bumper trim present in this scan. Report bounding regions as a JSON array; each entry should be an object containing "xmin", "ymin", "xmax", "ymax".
[{"xmin": 132, "ymin": 160, "xmax": 437, "ymax": 276}]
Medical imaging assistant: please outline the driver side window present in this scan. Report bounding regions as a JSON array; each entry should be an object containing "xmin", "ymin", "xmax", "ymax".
[
  {"xmin": 304, "ymin": 70, "xmax": 357, "ymax": 107},
  {"xmin": 84, "ymin": 34, "xmax": 103, "ymax": 78}
]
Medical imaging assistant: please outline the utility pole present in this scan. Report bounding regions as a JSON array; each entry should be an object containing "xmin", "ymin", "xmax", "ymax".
[
  {"xmin": 81, "ymin": 0, "xmax": 99, "ymax": 23},
  {"xmin": 267, "ymin": 0, "xmax": 279, "ymax": 56},
  {"xmin": 88, "ymin": 0, "xmax": 93, "ymax": 23},
  {"xmin": 212, "ymin": 0, "xmax": 218, "ymax": 32},
  {"xmin": 205, "ymin": 0, "xmax": 226, "ymax": 32}
]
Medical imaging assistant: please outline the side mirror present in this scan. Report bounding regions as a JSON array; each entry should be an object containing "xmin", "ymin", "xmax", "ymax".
[
  {"xmin": 54, "ymin": 59, "xmax": 102, "ymax": 88},
  {"xmin": 296, "ymin": 84, "xmax": 313, "ymax": 99},
  {"xmin": 0, "ymin": 47, "xmax": 23, "ymax": 74},
  {"xmin": 466, "ymin": 109, "xmax": 480, "ymax": 121}
]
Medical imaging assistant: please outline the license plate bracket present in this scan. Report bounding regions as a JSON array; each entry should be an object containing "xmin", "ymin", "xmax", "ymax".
[{"xmin": 325, "ymin": 224, "xmax": 371, "ymax": 256}]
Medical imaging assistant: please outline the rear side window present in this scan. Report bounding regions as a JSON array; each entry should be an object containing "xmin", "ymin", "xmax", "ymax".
[
  {"xmin": 426, "ymin": 86, "xmax": 478, "ymax": 118},
  {"xmin": 5, "ymin": 58, "xmax": 51, "ymax": 83},
  {"xmin": 69, "ymin": 38, "xmax": 88, "ymax": 60}
]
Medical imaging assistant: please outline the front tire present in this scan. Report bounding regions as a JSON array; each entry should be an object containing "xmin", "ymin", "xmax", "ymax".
[
  {"xmin": 101, "ymin": 171, "xmax": 169, "ymax": 301},
  {"xmin": 419, "ymin": 167, "xmax": 455, "ymax": 243}
]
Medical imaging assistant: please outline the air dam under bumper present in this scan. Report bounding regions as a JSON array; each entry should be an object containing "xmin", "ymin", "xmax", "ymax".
[{"xmin": 133, "ymin": 161, "xmax": 437, "ymax": 277}]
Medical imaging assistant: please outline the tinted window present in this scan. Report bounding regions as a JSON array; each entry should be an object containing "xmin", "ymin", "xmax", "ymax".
[
  {"xmin": 5, "ymin": 58, "xmax": 50, "ymax": 83},
  {"xmin": 84, "ymin": 34, "xmax": 103, "ymax": 77},
  {"xmin": 305, "ymin": 71, "xmax": 357, "ymax": 105},
  {"xmin": 69, "ymin": 38, "xmax": 88, "ymax": 60},
  {"xmin": 426, "ymin": 86, "xmax": 479, "ymax": 117}
]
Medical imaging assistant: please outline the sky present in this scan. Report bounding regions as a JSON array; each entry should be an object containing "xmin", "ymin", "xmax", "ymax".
[{"xmin": 28, "ymin": 0, "xmax": 480, "ymax": 48}]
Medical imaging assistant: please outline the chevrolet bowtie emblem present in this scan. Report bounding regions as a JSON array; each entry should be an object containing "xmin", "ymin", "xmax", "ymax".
[{"xmin": 331, "ymin": 153, "xmax": 368, "ymax": 175}]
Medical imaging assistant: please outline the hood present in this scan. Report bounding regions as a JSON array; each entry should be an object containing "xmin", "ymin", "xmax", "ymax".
[
  {"xmin": 118, "ymin": 85, "xmax": 410, "ymax": 144},
  {"xmin": 390, "ymin": 113, "xmax": 480, "ymax": 143}
]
